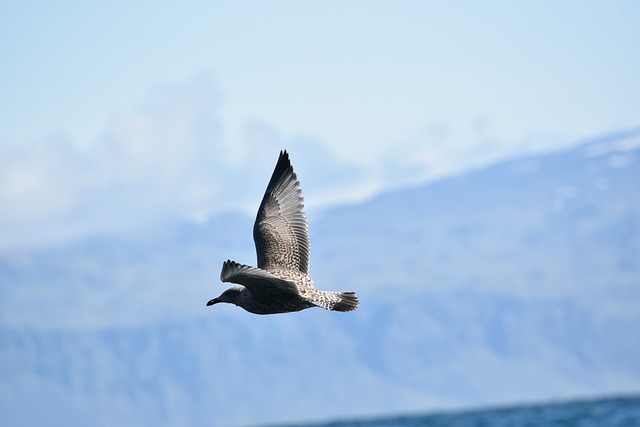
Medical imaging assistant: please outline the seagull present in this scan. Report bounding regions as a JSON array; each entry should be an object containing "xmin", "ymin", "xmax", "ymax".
[{"xmin": 207, "ymin": 150, "xmax": 359, "ymax": 315}]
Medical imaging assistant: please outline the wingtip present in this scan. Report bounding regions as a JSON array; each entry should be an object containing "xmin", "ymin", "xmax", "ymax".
[
  {"xmin": 278, "ymin": 149, "xmax": 291, "ymax": 167},
  {"xmin": 220, "ymin": 259, "xmax": 236, "ymax": 282},
  {"xmin": 261, "ymin": 149, "xmax": 295, "ymax": 196}
]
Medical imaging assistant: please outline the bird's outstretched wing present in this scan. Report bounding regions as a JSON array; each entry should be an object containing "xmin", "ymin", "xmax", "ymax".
[
  {"xmin": 220, "ymin": 260, "xmax": 299, "ymax": 297},
  {"xmin": 253, "ymin": 150, "xmax": 310, "ymax": 273}
]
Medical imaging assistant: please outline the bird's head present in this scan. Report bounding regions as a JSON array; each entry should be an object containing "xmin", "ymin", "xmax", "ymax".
[{"xmin": 206, "ymin": 286, "xmax": 246, "ymax": 307}]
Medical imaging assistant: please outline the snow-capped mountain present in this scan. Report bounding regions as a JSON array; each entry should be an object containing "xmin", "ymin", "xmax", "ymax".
[{"xmin": 1, "ymin": 131, "xmax": 639, "ymax": 426}]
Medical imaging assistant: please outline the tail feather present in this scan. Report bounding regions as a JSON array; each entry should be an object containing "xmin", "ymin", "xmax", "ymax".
[
  {"xmin": 333, "ymin": 291, "xmax": 359, "ymax": 312},
  {"xmin": 315, "ymin": 291, "xmax": 359, "ymax": 312}
]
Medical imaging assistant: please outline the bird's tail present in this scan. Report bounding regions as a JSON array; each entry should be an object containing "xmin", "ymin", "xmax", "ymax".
[{"xmin": 314, "ymin": 291, "xmax": 359, "ymax": 312}]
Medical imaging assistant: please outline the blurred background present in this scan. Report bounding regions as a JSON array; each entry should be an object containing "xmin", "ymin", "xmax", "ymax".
[{"xmin": 1, "ymin": 1, "xmax": 639, "ymax": 426}]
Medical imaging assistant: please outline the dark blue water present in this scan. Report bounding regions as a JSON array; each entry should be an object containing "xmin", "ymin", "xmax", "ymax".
[{"xmin": 275, "ymin": 396, "xmax": 640, "ymax": 427}]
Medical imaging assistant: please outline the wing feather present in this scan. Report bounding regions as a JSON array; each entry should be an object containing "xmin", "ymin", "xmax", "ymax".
[
  {"xmin": 252, "ymin": 150, "xmax": 310, "ymax": 273},
  {"xmin": 220, "ymin": 260, "xmax": 299, "ymax": 297}
]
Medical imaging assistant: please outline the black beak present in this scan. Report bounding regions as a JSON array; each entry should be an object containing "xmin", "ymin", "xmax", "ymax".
[{"xmin": 206, "ymin": 298, "xmax": 219, "ymax": 307}]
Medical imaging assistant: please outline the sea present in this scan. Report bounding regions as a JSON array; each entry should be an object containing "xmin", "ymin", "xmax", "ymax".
[{"xmin": 271, "ymin": 395, "xmax": 640, "ymax": 427}]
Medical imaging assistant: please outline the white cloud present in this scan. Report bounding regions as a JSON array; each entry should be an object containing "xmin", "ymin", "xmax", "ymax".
[
  {"xmin": 0, "ymin": 135, "xmax": 83, "ymax": 231},
  {"xmin": 2, "ymin": 71, "xmax": 626, "ymax": 250},
  {"xmin": 0, "ymin": 76, "xmax": 228, "ymax": 249},
  {"xmin": 0, "ymin": 76, "xmax": 371, "ymax": 249}
]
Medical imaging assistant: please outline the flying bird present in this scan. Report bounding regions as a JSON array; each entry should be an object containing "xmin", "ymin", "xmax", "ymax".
[{"xmin": 207, "ymin": 150, "xmax": 359, "ymax": 315}]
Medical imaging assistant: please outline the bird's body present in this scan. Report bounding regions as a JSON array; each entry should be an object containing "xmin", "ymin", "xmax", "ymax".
[{"xmin": 207, "ymin": 150, "xmax": 359, "ymax": 315}]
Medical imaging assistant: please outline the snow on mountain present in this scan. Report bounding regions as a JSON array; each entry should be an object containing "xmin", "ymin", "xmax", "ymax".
[{"xmin": 1, "ymin": 131, "xmax": 639, "ymax": 426}]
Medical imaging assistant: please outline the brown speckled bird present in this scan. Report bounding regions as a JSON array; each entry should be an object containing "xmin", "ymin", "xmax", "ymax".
[{"xmin": 206, "ymin": 150, "xmax": 359, "ymax": 315}]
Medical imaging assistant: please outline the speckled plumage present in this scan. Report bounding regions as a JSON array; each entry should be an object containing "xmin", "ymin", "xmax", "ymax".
[{"xmin": 207, "ymin": 150, "xmax": 359, "ymax": 315}]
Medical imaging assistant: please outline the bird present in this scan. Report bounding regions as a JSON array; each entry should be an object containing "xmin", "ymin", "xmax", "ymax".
[{"xmin": 206, "ymin": 150, "xmax": 359, "ymax": 315}]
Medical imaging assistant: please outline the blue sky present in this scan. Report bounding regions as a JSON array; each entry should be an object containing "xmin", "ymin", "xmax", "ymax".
[{"xmin": 1, "ymin": 1, "xmax": 639, "ymax": 248}]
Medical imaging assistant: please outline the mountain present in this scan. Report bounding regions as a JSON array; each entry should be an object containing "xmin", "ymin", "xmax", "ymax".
[{"xmin": 1, "ymin": 131, "xmax": 639, "ymax": 426}]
